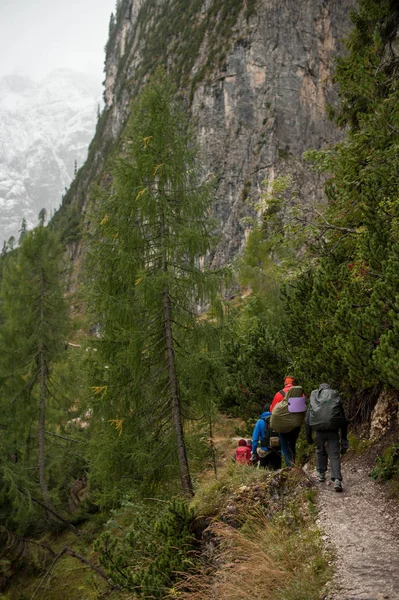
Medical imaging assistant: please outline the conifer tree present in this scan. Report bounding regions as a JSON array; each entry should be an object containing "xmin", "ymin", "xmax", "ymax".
[
  {"xmin": 18, "ymin": 218, "xmax": 27, "ymax": 244},
  {"xmin": 38, "ymin": 208, "xmax": 47, "ymax": 226},
  {"xmin": 86, "ymin": 70, "xmax": 221, "ymax": 497},
  {"xmin": 0, "ymin": 224, "xmax": 69, "ymax": 513},
  {"xmin": 7, "ymin": 236, "xmax": 15, "ymax": 252},
  {"xmin": 276, "ymin": 0, "xmax": 399, "ymax": 399},
  {"xmin": 237, "ymin": 0, "xmax": 399, "ymax": 407}
]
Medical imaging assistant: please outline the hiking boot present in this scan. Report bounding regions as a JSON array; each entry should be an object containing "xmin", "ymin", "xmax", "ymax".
[
  {"xmin": 317, "ymin": 471, "xmax": 326, "ymax": 482},
  {"xmin": 334, "ymin": 479, "xmax": 343, "ymax": 492}
]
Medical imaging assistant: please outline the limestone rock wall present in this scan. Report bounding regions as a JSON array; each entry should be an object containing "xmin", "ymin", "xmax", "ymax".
[{"xmin": 82, "ymin": 0, "xmax": 355, "ymax": 265}]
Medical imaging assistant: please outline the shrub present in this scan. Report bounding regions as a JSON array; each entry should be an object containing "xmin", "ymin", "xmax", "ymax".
[
  {"xmin": 95, "ymin": 498, "xmax": 198, "ymax": 598},
  {"xmin": 370, "ymin": 444, "xmax": 399, "ymax": 482}
]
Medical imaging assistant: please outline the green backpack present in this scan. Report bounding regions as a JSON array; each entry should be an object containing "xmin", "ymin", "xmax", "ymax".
[{"xmin": 270, "ymin": 386, "xmax": 306, "ymax": 433}]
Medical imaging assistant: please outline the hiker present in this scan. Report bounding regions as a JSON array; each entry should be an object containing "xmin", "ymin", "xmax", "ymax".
[
  {"xmin": 270, "ymin": 377, "xmax": 306, "ymax": 468},
  {"xmin": 235, "ymin": 438, "xmax": 252, "ymax": 465},
  {"xmin": 270, "ymin": 375, "xmax": 296, "ymax": 412},
  {"xmin": 251, "ymin": 404, "xmax": 281, "ymax": 470},
  {"xmin": 306, "ymin": 382, "xmax": 349, "ymax": 492}
]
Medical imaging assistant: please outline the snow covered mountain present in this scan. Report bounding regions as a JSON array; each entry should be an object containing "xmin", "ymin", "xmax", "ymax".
[{"xmin": 0, "ymin": 69, "xmax": 101, "ymax": 244}]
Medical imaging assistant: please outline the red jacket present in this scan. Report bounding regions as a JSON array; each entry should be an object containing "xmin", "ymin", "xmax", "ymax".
[
  {"xmin": 270, "ymin": 383, "xmax": 294, "ymax": 412},
  {"xmin": 235, "ymin": 445, "xmax": 252, "ymax": 465}
]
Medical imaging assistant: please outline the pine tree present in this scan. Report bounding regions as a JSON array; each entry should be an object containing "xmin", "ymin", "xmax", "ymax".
[{"xmin": 86, "ymin": 70, "xmax": 222, "ymax": 497}]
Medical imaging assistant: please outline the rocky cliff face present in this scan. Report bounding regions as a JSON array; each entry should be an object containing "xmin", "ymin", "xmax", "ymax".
[{"xmin": 71, "ymin": 0, "xmax": 355, "ymax": 265}]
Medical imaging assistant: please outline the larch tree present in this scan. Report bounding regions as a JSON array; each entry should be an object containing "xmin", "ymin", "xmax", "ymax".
[
  {"xmin": 86, "ymin": 71, "xmax": 222, "ymax": 497},
  {"xmin": 0, "ymin": 223, "xmax": 69, "ymax": 513}
]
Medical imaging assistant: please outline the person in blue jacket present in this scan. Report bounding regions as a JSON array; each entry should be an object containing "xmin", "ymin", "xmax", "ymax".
[{"xmin": 251, "ymin": 404, "xmax": 281, "ymax": 470}]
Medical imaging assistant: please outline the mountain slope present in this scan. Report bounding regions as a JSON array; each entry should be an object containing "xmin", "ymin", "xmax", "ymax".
[
  {"xmin": 0, "ymin": 69, "xmax": 100, "ymax": 244},
  {"xmin": 60, "ymin": 0, "xmax": 354, "ymax": 266}
]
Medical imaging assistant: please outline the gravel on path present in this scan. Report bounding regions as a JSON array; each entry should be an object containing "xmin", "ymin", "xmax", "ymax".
[{"xmin": 316, "ymin": 461, "xmax": 399, "ymax": 600}]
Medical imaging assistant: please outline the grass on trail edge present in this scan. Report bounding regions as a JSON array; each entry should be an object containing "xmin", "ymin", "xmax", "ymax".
[
  {"xmin": 2, "ymin": 426, "xmax": 331, "ymax": 600},
  {"xmin": 175, "ymin": 463, "xmax": 333, "ymax": 600}
]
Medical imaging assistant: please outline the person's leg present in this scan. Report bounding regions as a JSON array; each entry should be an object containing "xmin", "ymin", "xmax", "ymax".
[
  {"xmin": 286, "ymin": 427, "xmax": 301, "ymax": 463},
  {"xmin": 279, "ymin": 433, "xmax": 293, "ymax": 467},
  {"xmin": 326, "ymin": 431, "xmax": 342, "ymax": 481},
  {"xmin": 264, "ymin": 450, "xmax": 282, "ymax": 470},
  {"xmin": 315, "ymin": 431, "xmax": 328, "ymax": 475}
]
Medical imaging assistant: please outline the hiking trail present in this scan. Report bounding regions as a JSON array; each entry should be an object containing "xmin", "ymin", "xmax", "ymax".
[{"xmin": 314, "ymin": 455, "xmax": 399, "ymax": 600}]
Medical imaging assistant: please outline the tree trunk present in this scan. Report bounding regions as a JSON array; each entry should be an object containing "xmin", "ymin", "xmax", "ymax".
[
  {"xmin": 209, "ymin": 412, "xmax": 217, "ymax": 479},
  {"xmin": 162, "ymin": 286, "xmax": 194, "ymax": 497},
  {"xmin": 38, "ymin": 267, "xmax": 52, "ymax": 511}
]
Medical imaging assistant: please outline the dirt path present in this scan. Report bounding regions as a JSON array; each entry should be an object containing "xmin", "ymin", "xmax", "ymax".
[{"xmin": 315, "ymin": 459, "xmax": 399, "ymax": 600}]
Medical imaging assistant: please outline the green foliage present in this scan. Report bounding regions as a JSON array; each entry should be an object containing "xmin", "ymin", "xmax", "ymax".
[
  {"xmin": 0, "ymin": 225, "xmax": 73, "ymax": 532},
  {"xmin": 219, "ymin": 299, "xmax": 287, "ymax": 421},
  {"xmin": 84, "ymin": 70, "xmax": 224, "ymax": 501},
  {"xmin": 330, "ymin": 0, "xmax": 399, "ymax": 129},
  {"xmin": 95, "ymin": 498, "xmax": 197, "ymax": 597},
  {"xmin": 243, "ymin": 0, "xmax": 399, "ymax": 403},
  {"xmin": 51, "ymin": 200, "xmax": 83, "ymax": 245},
  {"xmin": 369, "ymin": 444, "xmax": 399, "ymax": 481},
  {"xmin": 192, "ymin": 461, "xmax": 267, "ymax": 517},
  {"xmin": 218, "ymin": 213, "xmax": 291, "ymax": 421},
  {"xmin": 120, "ymin": 0, "xmax": 249, "ymax": 103},
  {"xmin": 346, "ymin": 432, "xmax": 371, "ymax": 455}
]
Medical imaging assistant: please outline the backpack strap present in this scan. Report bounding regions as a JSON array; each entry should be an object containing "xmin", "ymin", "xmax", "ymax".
[{"xmin": 279, "ymin": 390, "xmax": 286, "ymax": 397}]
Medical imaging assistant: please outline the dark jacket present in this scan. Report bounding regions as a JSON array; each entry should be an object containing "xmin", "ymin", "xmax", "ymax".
[{"xmin": 305, "ymin": 383, "xmax": 348, "ymax": 443}]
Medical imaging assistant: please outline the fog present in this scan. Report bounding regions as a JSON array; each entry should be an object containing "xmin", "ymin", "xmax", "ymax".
[{"xmin": 0, "ymin": 0, "xmax": 115, "ymax": 82}]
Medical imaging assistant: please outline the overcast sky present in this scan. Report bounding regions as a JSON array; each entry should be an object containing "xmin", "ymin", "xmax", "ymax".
[{"xmin": 0, "ymin": 0, "xmax": 115, "ymax": 83}]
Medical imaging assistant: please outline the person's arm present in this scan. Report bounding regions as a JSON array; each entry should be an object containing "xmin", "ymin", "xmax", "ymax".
[
  {"xmin": 339, "ymin": 404, "xmax": 348, "ymax": 441},
  {"xmin": 270, "ymin": 391, "xmax": 283, "ymax": 412},
  {"xmin": 305, "ymin": 410, "xmax": 313, "ymax": 443},
  {"xmin": 252, "ymin": 420, "xmax": 261, "ymax": 454}
]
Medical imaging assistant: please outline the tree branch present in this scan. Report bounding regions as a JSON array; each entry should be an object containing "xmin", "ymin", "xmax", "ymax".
[{"xmin": 314, "ymin": 210, "xmax": 360, "ymax": 234}]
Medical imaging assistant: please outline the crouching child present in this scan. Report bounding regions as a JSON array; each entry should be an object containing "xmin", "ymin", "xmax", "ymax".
[{"xmin": 235, "ymin": 438, "xmax": 252, "ymax": 465}]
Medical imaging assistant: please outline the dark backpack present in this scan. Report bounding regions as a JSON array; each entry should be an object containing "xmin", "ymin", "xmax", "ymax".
[
  {"xmin": 261, "ymin": 415, "xmax": 280, "ymax": 449},
  {"xmin": 309, "ymin": 387, "xmax": 343, "ymax": 430}
]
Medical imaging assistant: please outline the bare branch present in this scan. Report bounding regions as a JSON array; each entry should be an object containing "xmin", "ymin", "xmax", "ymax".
[{"xmin": 314, "ymin": 210, "xmax": 360, "ymax": 234}]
